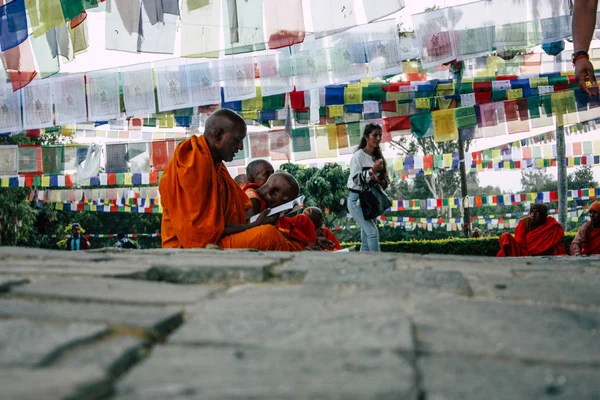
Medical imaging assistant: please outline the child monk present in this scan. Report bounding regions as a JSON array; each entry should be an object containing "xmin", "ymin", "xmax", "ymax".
[
  {"xmin": 304, "ymin": 207, "xmax": 342, "ymax": 251},
  {"xmin": 242, "ymin": 160, "xmax": 317, "ymax": 248}
]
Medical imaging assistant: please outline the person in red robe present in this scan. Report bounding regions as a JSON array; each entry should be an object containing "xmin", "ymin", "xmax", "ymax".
[
  {"xmin": 497, "ymin": 203, "xmax": 567, "ymax": 257},
  {"xmin": 570, "ymin": 201, "xmax": 600, "ymax": 256},
  {"xmin": 242, "ymin": 159, "xmax": 317, "ymax": 249},
  {"xmin": 303, "ymin": 207, "xmax": 342, "ymax": 251},
  {"xmin": 159, "ymin": 108, "xmax": 306, "ymax": 251}
]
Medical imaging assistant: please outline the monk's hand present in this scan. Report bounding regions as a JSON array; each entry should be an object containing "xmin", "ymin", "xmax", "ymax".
[
  {"xmin": 317, "ymin": 236, "xmax": 335, "ymax": 250},
  {"xmin": 575, "ymin": 57, "xmax": 596, "ymax": 95},
  {"xmin": 254, "ymin": 208, "xmax": 279, "ymax": 226}
]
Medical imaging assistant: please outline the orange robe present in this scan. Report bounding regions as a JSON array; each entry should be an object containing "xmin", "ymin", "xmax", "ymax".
[
  {"xmin": 159, "ymin": 135, "xmax": 300, "ymax": 251},
  {"xmin": 581, "ymin": 226, "xmax": 600, "ymax": 255},
  {"xmin": 497, "ymin": 216, "xmax": 567, "ymax": 257},
  {"xmin": 320, "ymin": 227, "xmax": 342, "ymax": 251}
]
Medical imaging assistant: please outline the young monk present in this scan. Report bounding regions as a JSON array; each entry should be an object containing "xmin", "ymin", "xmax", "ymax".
[
  {"xmin": 304, "ymin": 207, "xmax": 342, "ymax": 251},
  {"xmin": 243, "ymin": 159, "xmax": 275, "ymax": 215},
  {"xmin": 570, "ymin": 201, "xmax": 600, "ymax": 256},
  {"xmin": 233, "ymin": 174, "xmax": 248, "ymax": 187},
  {"xmin": 159, "ymin": 108, "xmax": 307, "ymax": 251},
  {"xmin": 497, "ymin": 203, "xmax": 567, "ymax": 257}
]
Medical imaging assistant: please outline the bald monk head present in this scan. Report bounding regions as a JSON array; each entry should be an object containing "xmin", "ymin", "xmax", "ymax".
[
  {"xmin": 303, "ymin": 207, "xmax": 324, "ymax": 229},
  {"xmin": 529, "ymin": 203, "xmax": 548, "ymax": 229},
  {"xmin": 234, "ymin": 174, "xmax": 248, "ymax": 186},
  {"xmin": 256, "ymin": 172, "xmax": 299, "ymax": 208},
  {"xmin": 246, "ymin": 159, "xmax": 274, "ymax": 186},
  {"xmin": 203, "ymin": 109, "xmax": 247, "ymax": 164}
]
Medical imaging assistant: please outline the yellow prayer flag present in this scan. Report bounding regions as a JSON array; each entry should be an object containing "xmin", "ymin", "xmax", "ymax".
[
  {"xmin": 91, "ymin": 204, "xmax": 97, "ymax": 212},
  {"xmin": 326, "ymin": 125, "xmax": 338, "ymax": 150},
  {"xmin": 392, "ymin": 200, "xmax": 398, "ymax": 209},
  {"xmin": 344, "ymin": 84, "xmax": 362, "ymax": 104},
  {"xmin": 315, "ymin": 126, "xmax": 337, "ymax": 158},
  {"xmin": 415, "ymin": 97, "xmax": 431, "ymax": 109},
  {"xmin": 507, "ymin": 88, "xmax": 523, "ymax": 100},
  {"xmin": 328, "ymin": 105, "xmax": 344, "ymax": 118},
  {"xmin": 386, "ymin": 92, "xmax": 402, "ymax": 101},
  {"xmin": 536, "ymin": 159, "xmax": 544, "ymax": 168},
  {"xmin": 27, "ymin": 0, "xmax": 66, "ymax": 38},
  {"xmin": 461, "ymin": 78, "xmax": 474, "ymax": 83},
  {"xmin": 158, "ymin": 115, "xmax": 174, "ymax": 128},
  {"xmin": 124, "ymin": 173, "xmax": 133, "ymax": 186},
  {"xmin": 241, "ymin": 110, "xmax": 258, "ymax": 120},
  {"xmin": 561, "ymin": 71, "xmax": 574, "ymax": 76},
  {"xmin": 432, "ymin": 109, "xmax": 458, "ymax": 143},
  {"xmin": 424, "ymin": 169, "xmax": 433, "ymax": 176},
  {"xmin": 402, "ymin": 61, "xmax": 420, "ymax": 73},
  {"xmin": 567, "ymin": 156, "xmax": 574, "ymax": 166},
  {"xmin": 242, "ymin": 87, "xmax": 263, "ymax": 111},
  {"xmin": 492, "ymin": 149, "xmax": 501, "ymax": 160},
  {"xmin": 476, "ymin": 163, "xmax": 483, "ymax": 171},
  {"xmin": 449, "ymin": 198, "xmax": 456, "ymax": 209},
  {"xmin": 153, "ymin": 132, "xmax": 166, "ymax": 140},
  {"xmin": 360, "ymin": 78, "xmax": 372, "ymax": 87},
  {"xmin": 593, "ymin": 140, "xmax": 600, "ymax": 155},
  {"xmin": 529, "ymin": 77, "xmax": 548, "ymax": 88},
  {"xmin": 55, "ymin": 202, "xmax": 63, "ymax": 210},
  {"xmin": 0, "ymin": 178, "xmax": 8, "ymax": 188},
  {"xmin": 436, "ymin": 83, "xmax": 454, "ymax": 92},
  {"xmin": 503, "ymin": 161, "xmax": 510, "ymax": 169},
  {"xmin": 393, "ymin": 157, "xmax": 403, "ymax": 171},
  {"xmin": 552, "ymin": 90, "xmax": 578, "ymax": 127},
  {"xmin": 41, "ymin": 176, "xmax": 50, "ymax": 187},
  {"xmin": 443, "ymin": 153, "xmax": 452, "ymax": 167}
]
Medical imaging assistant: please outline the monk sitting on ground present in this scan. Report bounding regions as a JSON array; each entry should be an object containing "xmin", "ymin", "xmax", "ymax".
[
  {"xmin": 570, "ymin": 201, "xmax": 600, "ymax": 256},
  {"xmin": 304, "ymin": 207, "xmax": 342, "ymax": 251},
  {"xmin": 497, "ymin": 203, "xmax": 567, "ymax": 257},
  {"xmin": 159, "ymin": 108, "xmax": 307, "ymax": 251},
  {"xmin": 242, "ymin": 161, "xmax": 316, "ymax": 248},
  {"xmin": 233, "ymin": 174, "xmax": 248, "ymax": 187}
]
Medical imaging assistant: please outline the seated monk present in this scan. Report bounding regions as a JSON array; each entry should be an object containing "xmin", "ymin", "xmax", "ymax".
[
  {"xmin": 242, "ymin": 159, "xmax": 317, "ymax": 248},
  {"xmin": 159, "ymin": 108, "xmax": 307, "ymax": 251},
  {"xmin": 497, "ymin": 203, "xmax": 567, "ymax": 257},
  {"xmin": 304, "ymin": 207, "xmax": 342, "ymax": 251},
  {"xmin": 570, "ymin": 201, "xmax": 600, "ymax": 256},
  {"xmin": 233, "ymin": 173, "xmax": 248, "ymax": 187}
]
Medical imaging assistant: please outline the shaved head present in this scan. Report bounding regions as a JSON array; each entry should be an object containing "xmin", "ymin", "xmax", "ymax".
[
  {"xmin": 246, "ymin": 159, "xmax": 274, "ymax": 185},
  {"xmin": 303, "ymin": 207, "xmax": 324, "ymax": 228},
  {"xmin": 203, "ymin": 108, "xmax": 247, "ymax": 164},
  {"xmin": 234, "ymin": 174, "xmax": 248, "ymax": 186},
  {"xmin": 257, "ymin": 172, "xmax": 300, "ymax": 208}
]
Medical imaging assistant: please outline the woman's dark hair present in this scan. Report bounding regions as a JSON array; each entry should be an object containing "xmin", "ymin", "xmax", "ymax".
[{"xmin": 357, "ymin": 123, "xmax": 387, "ymax": 174}]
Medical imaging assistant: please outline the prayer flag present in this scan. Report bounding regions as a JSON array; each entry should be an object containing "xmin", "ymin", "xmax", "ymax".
[
  {"xmin": 263, "ymin": 0, "xmax": 305, "ymax": 49},
  {"xmin": 0, "ymin": 0, "xmax": 28, "ymax": 51},
  {"xmin": 432, "ymin": 109, "xmax": 458, "ymax": 142}
]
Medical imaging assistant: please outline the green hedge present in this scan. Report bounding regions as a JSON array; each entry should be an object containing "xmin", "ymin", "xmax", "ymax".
[{"xmin": 342, "ymin": 232, "xmax": 577, "ymax": 256}]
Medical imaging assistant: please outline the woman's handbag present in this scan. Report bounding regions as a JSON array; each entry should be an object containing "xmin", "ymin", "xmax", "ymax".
[{"xmin": 359, "ymin": 183, "xmax": 392, "ymax": 220}]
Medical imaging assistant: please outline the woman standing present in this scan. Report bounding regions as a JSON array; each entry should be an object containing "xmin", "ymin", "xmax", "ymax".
[{"xmin": 347, "ymin": 123, "xmax": 389, "ymax": 252}]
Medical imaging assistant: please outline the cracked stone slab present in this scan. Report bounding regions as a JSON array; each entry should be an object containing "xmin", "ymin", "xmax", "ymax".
[
  {"xmin": 419, "ymin": 354, "xmax": 600, "ymax": 400},
  {"xmin": 169, "ymin": 286, "xmax": 414, "ymax": 350},
  {"xmin": 0, "ymin": 319, "xmax": 107, "ymax": 367},
  {"xmin": 115, "ymin": 345, "xmax": 417, "ymax": 400},
  {"xmin": 0, "ymin": 298, "xmax": 183, "ymax": 336},
  {"xmin": 475, "ymin": 271, "xmax": 600, "ymax": 308},
  {"xmin": 0, "ymin": 366, "xmax": 112, "ymax": 400},
  {"xmin": 54, "ymin": 336, "xmax": 145, "ymax": 379},
  {"xmin": 11, "ymin": 277, "xmax": 216, "ymax": 305},
  {"xmin": 411, "ymin": 297, "xmax": 600, "ymax": 364}
]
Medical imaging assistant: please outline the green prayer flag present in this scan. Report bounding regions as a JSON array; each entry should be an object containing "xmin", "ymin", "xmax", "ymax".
[
  {"xmin": 410, "ymin": 113, "xmax": 432, "ymax": 139},
  {"xmin": 174, "ymin": 108, "xmax": 194, "ymax": 117},
  {"xmin": 295, "ymin": 111, "xmax": 309, "ymax": 124},
  {"xmin": 126, "ymin": 143, "xmax": 147, "ymax": 161},
  {"xmin": 575, "ymin": 157, "xmax": 581, "ymax": 166},
  {"xmin": 33, "ymin": 176, "xmax": 41, "ymax": 186},
  {"xmin": 116, "ymin": 173, "xmax": 125, "ymax": 185},
  {"xmin": 83, "ymin": 0, "xmax": 98, "ymax": 9},
  {"xmin": 455, "ymin": 106, "xmax": 477, "ymax": 129},
  {"xmin": 292, "ymin": 128, "xmax": 311, "ymax": 153},
  {"xmin": 459, "ymin": 82, "xmax": 473, "ymax": 94},
  {"xmin": 60, "ymin": 0, "xmax": 84, "ymax": 21},
  {"xmin": 362, "ymin": 85, "xmax": 386, "ymax": 102},
  {"xmin": 347, "ymin": 122, "xmax": 361, "ymax": 146},
  {"xmin": 319, "ymin": 107, "xmax": 327, "ymax": 118},
  {"xmin": 143, "ymin": 118, "xmax": 157, "ymax": 127},
  {"xmin": 262, "ymin": 94, "xmax": 285, "ymax": 110},
  {"xmin": 442, "ymin": 198, "xmax": 449, "ymax": 207},
  {"xmin": 541, "ymin": 94, "xmax": 553, "ymax": 116},
  {"xmin": 42, "ymin": 146, "xmax": 64, "ymax": 175},
  {"xmin": 527, "ymin": 97, "xmax": 541, "ymax": 119},
  {"xmin": 492, "ymin": 90, "xmax": 506, "ymax": 102}
]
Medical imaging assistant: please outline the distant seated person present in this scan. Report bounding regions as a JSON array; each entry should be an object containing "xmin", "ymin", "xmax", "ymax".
[
  {"xmin": 159, "ymin": 109, "xmax": 311, "ymax": 251},
  {"xmin": 66, "ymin": 223, "xmax": 90, "ymax": 251},
  {"xmin": 234, "ymin": 174, "xmax": 248, "ymax": 187},
  {"xmin": 303, "ymin": 207, "xmax": 342, "ymax": 251},
  {"xmin": 497, "ymin": 204, "xmax": 567, "ymax": 257},
  {"xmin": 570, "ymin": 201, "xmax": 600, "ymax": 256},
  {"xmin": 471, "ymin": 228, "xmax": 481, "ymax": 238},
  {"xmin": 115, "ymin": 233, "xmax": 138, "ymax": 249}
]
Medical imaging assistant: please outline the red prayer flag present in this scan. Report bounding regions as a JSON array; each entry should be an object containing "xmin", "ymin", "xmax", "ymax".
[
  {"xmin": 383, "ymin": 116, "xmax": 410, "ymax": 132},
  {"xmin": 3, "ymin": 40, "xmax": 37, "ymax": 91},
  {"xmin": 473, "ymin": 81, "xmax": 492, "ymax": 92},
  {"xmin": 150, "ymin": 171, "xmax": 158, "ymax": 184},
  {"xmin": 475, "ymin": 91, "xmax": 492, "ymax": 104},
  {"xmin": 107, "ymin": 173, "xmax": 117, "ymax": 185},
  {"xmin": 289, "ymin": 89, "xmax": 305, "ymax": 110},
  {"xmin": 381, "ymin": 101, "xmax": 397, "ymax": 112},
  {"xmin": 151, "ymin": 141, "xmax": 168, "ymax": 171}
]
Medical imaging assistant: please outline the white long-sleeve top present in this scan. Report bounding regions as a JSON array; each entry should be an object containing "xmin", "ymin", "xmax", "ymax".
[{"xmin": 347, "ymin": 149, "xmax": 388, "ymax": 191}]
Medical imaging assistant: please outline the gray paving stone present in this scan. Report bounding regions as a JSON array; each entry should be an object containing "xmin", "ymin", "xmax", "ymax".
[
  {"xmin": 411, "ymin": 297, "xmax": 600, "ymax": 364},
  {"xmin": 11, "ymin": 277, "xmax": 216, "ymax": 305},
  {"xmin": 54, "ymin": 336, "xmax": 145, "ymax": 379},
  {"xmin": 0, "ymin": 319, "xmax": 107, "ymax": 367},
  {"xmin": 169, "ymin": 286, "xmax": 414, "ymax": 350},
  {"xmin": 476, "ymin": 271, "xmax": 600, "ymax": 307},
  {"xmin": 0, "ymin": 277, "xmax": 28, "ymax": 293},
  {"xmin": 0, "ymin": 366, "xmax": 112, "ymax": 400},
  {"xmin": 0, "ymin": 260, "xmax": 148, "ymax": 278},
  {"xmin": 419, "ymin": 354, "xmax": 600, "ymax": 400},
  {"xmin": 115, "ymin": 345, "xmax": 417, "ymax": 400},
  {"xmin": 0, "ymin": 298, "xmax": 183, "ymax": 336}
]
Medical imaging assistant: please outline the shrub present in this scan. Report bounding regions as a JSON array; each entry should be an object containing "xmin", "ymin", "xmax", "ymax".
[{"xmin": 342, "ymin": 232, "xmax": 577, "ymax": 256}]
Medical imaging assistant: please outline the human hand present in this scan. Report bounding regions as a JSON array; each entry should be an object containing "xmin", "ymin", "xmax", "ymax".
[
  {"xmin": 575, "ymin": 57, "xmax": 596, "ymax": 95},
  {"xmin": 254, "ymin": 209, "xmax": 279, "ymax": 226},
  {"xmin": 317, "ymin": 236, "xmax": 335, "ymax": 250},
  {"xmin": 372, "ymin": 159, "xmax": 384, "ymax": 172}
]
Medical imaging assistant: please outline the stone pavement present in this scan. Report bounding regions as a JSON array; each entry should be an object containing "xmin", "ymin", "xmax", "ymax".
[{"xmin": 1, "ymin": 247, "xmax": 599, "ymax": 400}]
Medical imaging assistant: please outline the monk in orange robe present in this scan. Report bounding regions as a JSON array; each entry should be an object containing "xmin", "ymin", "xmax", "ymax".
[
  {"xmin": 497, "ymin": 203, "xmax": 567, "ymax": 257},
  {"xmin": 159, "ymin": 108, "xmax": 304, "ymax": 251},
  {"xmin": 570, "ymin": 201, "xmax": 600, "ymax": 256},
  {"xmin": 304, "ymin": 207, "xmax": 342, "ymax": 251},
  {"xmin": 242, "ymin": 159, "xmax": 317, "ymax": 249}
]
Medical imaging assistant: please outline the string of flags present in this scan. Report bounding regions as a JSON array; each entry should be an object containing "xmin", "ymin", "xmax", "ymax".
[{"xmin": 50, "ymin": 233, "xmax": 161, "ymax": 239}]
